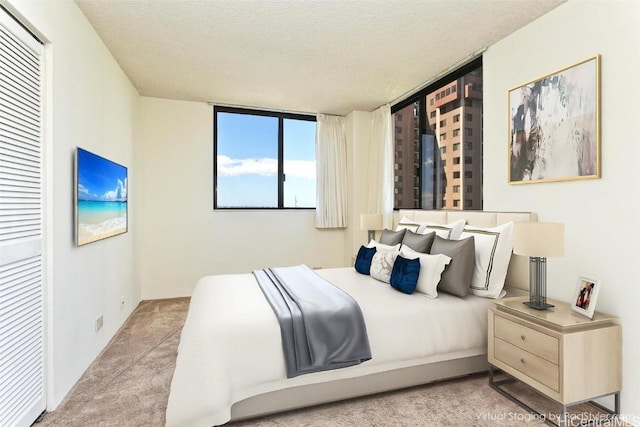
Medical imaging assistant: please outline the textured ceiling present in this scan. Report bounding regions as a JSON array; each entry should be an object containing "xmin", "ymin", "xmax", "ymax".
[{"xmin": 75, "ymin": 0, "xmax": 565, "ymax": 115}]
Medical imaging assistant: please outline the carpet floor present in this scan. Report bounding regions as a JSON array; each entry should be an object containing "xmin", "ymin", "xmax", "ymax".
[{"xmin": 39, "ymin": 298, "xmax": 621, "ymax": 427}]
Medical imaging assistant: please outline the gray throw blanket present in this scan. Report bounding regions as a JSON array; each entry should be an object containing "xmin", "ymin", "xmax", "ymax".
[{"xmin": 253, "ymin": 265, "xmax": 371, "ymax": 378}]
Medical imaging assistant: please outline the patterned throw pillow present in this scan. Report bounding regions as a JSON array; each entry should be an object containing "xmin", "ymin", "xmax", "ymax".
[{"xmin": 369, "ymin": 249, "xmax": 398, "ymax": 283}]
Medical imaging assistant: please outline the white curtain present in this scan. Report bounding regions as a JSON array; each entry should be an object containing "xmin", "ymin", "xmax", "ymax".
[
  {"xmin": 367, "ymin": 104, "xmax": 394, "ymax": 229},
  {"xmin": 315, "ymin": 114, "xmax": 348, "ymax": 228}
]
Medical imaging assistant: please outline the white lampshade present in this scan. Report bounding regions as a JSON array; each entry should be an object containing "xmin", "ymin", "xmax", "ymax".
[
  {"xmin": 360, "ymin": 214, "xmax": 383, "ymax": 231},
  {"xmin": 513, "ymin": 222, "xmax": 564, "ymax": 257}
]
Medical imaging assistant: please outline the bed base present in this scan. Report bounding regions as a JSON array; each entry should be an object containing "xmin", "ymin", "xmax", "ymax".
[{"xmin": 230, "ymin": 354, "xmax": 489, "ymax": 422}]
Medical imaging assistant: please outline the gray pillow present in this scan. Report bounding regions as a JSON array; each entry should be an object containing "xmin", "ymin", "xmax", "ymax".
[
  {"xmin": 430, "ymin": 235, "xmax": 475, "ymax": 297},
  {"xmin": 379, "ymin": 228, "xmax": 406, "ymax": 246},
  {"xmin": 401, "ymin": 230, "xmax": 435, "ymax": 253}
]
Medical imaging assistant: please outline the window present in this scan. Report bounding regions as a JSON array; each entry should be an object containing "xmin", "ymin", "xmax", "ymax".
[
  {"xmin": 396, "ymin": 114, "xmax": 402, "ymax": 121},
  {"xmin": 214, "ymin": 106, "xmax": 316, "ymax": 208},
  {"xmin": 466, "ymin": 185, "xmax": 473, "ymax": 193},
  {"xmin": 465, "ymin": 199, "xmax": 473, "ymax": 208},
  {"xmin": 396, "ymin": 138, "xmax": 403, "ymax": 147},
  {"xmin": 465, "ymin": 156, "xmax": 472, "ymax": 164},
  {"xmin": 453, "ymin": 200, "xmax": 460, "ymax": 207},
  {"xmin": 465, "ymin": 113, "xmax": 473, "ymax": 121},
  {"xmin": 465, "ymin": 171, "xmax": 473, "ymax": 178},
  {"xmin": 396, "ymin": 150, "xmax": 403, "ymax": 158},
  {"xmin": 395, "ymin": 126, "xmax": 402, "ymax": 133},
  {"xmin": 465, "ymin": 127, "xmax": 473, "ymax": 136},
  {"xmin": 465, "ymin": 142, "xmax": 473, "ymax": 150},
  {"xmin": 453, "ymin": 185, "xmax": 460, "ymax": 193},
  {"xmin": 391, "ymin": 58, "xmax": 483, "ymax": 211}
]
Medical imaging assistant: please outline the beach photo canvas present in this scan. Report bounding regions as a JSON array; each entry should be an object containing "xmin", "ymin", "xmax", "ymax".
[
  {"xmin": 508, "ymin": 55, "xmax": 600, "ymax": 184},
  {"xmin": 75, "ymin": 148, "xmax": 128, "ymax": 246}
]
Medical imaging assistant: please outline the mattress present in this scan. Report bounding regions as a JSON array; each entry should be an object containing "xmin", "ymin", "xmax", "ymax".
[{"xmin": 166, "ymin": 267, "xmax": 493, "ymax": 427}]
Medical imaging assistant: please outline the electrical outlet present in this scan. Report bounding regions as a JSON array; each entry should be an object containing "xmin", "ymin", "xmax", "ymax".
[
  {"xmin": 95, "ymin": 315, "xmax": 103, "ymax": 332},
  {"xmin": 120, "ymin": 296, "xmax": 125, "ymax": 310}
]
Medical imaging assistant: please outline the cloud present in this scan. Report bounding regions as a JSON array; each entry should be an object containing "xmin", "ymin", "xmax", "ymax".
[
  {"xmin": 284, "ymin": 160, "xmax": 316, "ymax": 180},
  {"xmin": 218, "ymin": 155, "xmax": 315, "ymax": 180},
  {"xmin": 78, "ymin": 183, "xmax": 90, "ymax": 196},
  {"xmin": 103, "ymin": 178, "xmax": 127, "ymax": 201}
]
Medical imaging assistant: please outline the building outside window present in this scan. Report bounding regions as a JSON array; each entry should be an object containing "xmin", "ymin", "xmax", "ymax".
[{"xmin": 391, "ymin": 59, "xmax": 483, "ymax": 210}]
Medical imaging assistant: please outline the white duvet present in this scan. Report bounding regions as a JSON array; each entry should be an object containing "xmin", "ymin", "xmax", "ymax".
[{"xmin": 166, "ymin": 267, "xmax": 492, "ymax": 427}]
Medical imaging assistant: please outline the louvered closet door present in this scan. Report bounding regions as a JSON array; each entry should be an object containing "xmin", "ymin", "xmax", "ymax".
[{"xmin": 0, "ymin": 8, "xmax": 45, "ymax": 427}]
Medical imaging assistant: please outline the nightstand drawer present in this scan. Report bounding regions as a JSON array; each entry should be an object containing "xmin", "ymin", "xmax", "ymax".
[
  {"xmin": 495, "ymin": 338, "xmax": 559, "ymax": 392},
  {"xmin": 494, "ymin": 315, "xmax": 559, "ymax": 364}
]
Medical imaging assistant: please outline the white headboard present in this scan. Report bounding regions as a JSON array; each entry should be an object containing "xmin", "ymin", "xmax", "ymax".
[{"xmin": 397, "ymin": 210, "xmax": 537, "ymax": 293}]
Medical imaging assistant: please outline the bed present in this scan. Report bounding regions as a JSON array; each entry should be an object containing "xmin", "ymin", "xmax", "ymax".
[{"xmin": 166, "ymin": 210, "xmax": 536, "ymax": 427}]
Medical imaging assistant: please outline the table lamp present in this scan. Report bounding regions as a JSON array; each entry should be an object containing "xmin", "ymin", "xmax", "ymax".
[
  {"xmin": 360, "ymin": 214, "xmax": 383, "ymax": 243},
  {"xmin": 513, "ymin": 222, "xmax": 565, "ymax": 310}
]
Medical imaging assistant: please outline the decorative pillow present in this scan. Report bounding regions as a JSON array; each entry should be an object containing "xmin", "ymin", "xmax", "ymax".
[
  {"xmin": 395, "ymin": 216, "xmax": 422, "ymax": 233},
  {"xmin": 379, "ymin": 228, "xmax": 406, "ymax": 246},
  {"xmin": 417, "ymin": 219, "xmax": 466, "ymax": 240},
  {"xmin": 430, "ymin": 235, "xmax": 476, "ymax": 297},
  {"xmin": 354, "ymin": 246, "xmax": 377, "ymax": 275},
  {"xmin": 459, "ymin": 222, "xmax": 514, "ymax": 299},
  {"xmin": 402, "ymin": 230, "xmax": 435, "ymax": 253},
  {"xmin": 401, "ymin": 246, "xmax": 451, "ymax": 298},
  {"xmin": 389, "ymin": 255, "xmax": 421, "ymax": 294},
  {"xmin": 367, "ymin": 240, "xmax": 401, "ymax": 252},
  {"xmin": 369, "ymin": 249, "xmax": 399, "ymax": 283}
]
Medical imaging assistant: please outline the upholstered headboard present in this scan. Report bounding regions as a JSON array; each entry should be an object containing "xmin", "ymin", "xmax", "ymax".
[{"xmin": 397, "ymin": 210, "xmax": 537, "ymax": 294}]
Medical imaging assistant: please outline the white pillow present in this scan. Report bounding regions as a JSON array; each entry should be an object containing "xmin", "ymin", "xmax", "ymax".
[
  {"xmin": 395, "ymin": 216, "xmax": 421, "ymax": 233},
  {"xmin": 367, "ymin": 240, "xmax": 401, "ymax": 252},
  {"xmin": 459, "ymin": 222, "xmax": 514, "ymax": 299},
  {"xmin": 369, "ymin": 249, "xmax": 398, "ymax": 283},
  {"xmin": 417, "ymin": 219, "xmax": 466, "ymax": 240},
  {"xmin": 400, "ymin": 246, "xmax": 451, "ymax": 298}
]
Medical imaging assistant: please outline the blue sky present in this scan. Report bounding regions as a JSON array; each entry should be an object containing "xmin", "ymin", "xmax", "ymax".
[
  {"xmin": 216, "ymin": 112, "xmax": 316, "ymax": 208},
  {"xmin": 77, "ymin": 148, "xmax": 128, "ymax": 202}
]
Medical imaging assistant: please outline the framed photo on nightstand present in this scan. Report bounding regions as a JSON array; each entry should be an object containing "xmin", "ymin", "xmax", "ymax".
[{"xmin": 571, "ymin": 276, "xmax": 600, "ymax": 318}]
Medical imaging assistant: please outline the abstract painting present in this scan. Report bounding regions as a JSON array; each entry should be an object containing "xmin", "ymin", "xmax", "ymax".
[{"xmin": 508, "ymin": 55, "xmax": 600, "ymax": 184}]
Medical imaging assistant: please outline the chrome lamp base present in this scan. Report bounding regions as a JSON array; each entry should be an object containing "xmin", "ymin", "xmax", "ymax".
[{"xmin": 523, "ymin": 257, "xmax": 554, "ymax": 311}]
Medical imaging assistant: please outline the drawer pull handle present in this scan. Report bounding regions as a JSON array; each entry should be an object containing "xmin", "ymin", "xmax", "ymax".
[
  {"xmin": 520, "ymin": 358, "xmax": 526, "ymax": 364},
  {"xmin": 520, "ymin": 335, "xmax": 526, "ymax": 341}
]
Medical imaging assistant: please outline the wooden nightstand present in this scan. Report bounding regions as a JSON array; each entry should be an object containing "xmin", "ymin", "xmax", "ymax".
[{"xmin": 488, "ymin": 296, "xmax": 621, "ymax": 426}]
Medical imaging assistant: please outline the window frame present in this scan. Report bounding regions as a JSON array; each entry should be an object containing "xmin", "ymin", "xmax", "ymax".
[
  {"xmin": 391, "ymin": 56, "xmax": 482, "ymax": 211},
  {"xmin": 213, "ymin": 105, "xmax": 317, "ymax": 210}
]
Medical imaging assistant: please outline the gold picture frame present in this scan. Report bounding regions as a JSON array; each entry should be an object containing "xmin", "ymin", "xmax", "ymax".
[{"xmin": 508, "ymin": 55, "xmax": 601, "ymax": 184}]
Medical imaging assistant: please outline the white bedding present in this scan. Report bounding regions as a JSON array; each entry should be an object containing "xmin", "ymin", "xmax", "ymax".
[{"xmin": 166, "ymin": 267, "xmax": 493, "ymax": 427}]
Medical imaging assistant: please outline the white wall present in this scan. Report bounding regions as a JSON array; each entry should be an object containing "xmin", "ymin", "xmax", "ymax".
[
  {"xmin": 136, "ymin": 97, "xmax": 346, "ymax": 299},
  {"xmin": 344, "ymin": 111, "xmax": 373, "ymax": 263},
  {"xmin": 484, "ymin": 0, "xmax": 640, "ymax": 422},
  {"xmin": 3, "ymin": 0, "xmax": 140, "ymax": 409}
]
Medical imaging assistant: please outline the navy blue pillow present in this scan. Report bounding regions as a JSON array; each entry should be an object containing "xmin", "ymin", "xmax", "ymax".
[
  {"xmin": 390, "ymin": 255, "xmax": 420, "ymax": 294},
  {"xmin": 354, "ymin": 246, "xmax": 377, "ymax": 275}
]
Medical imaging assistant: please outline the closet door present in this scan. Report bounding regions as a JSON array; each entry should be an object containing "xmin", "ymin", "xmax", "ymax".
[{"xmin": 0, "ymin": 7, "xmax": 45, "ymax": 427}]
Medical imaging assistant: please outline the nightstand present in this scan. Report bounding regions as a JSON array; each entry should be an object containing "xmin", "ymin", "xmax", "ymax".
[{"xmin": 488, "ymin": 296, "xmax": 621, "ymax": 427}]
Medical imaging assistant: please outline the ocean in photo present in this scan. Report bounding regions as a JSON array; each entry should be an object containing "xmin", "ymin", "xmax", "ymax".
[{"xmin": 77, "ymin": 200, "xmax": 127, "ymax": 245}]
